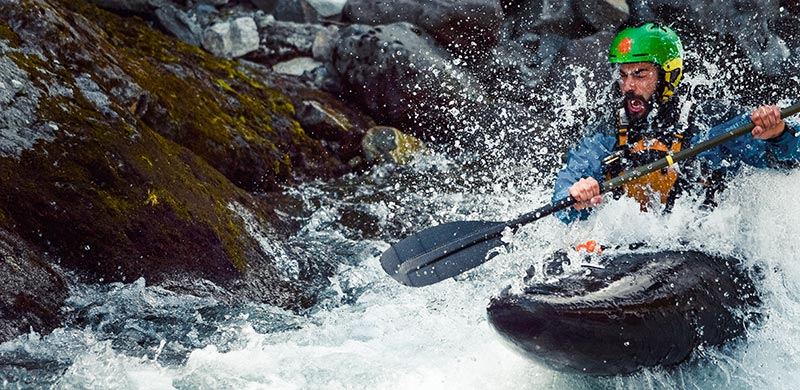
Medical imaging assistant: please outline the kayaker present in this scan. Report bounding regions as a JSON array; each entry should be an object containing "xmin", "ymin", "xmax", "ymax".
[{"xmin": 554, "ymin": 22, "xmax": 800, "ymax": 224}]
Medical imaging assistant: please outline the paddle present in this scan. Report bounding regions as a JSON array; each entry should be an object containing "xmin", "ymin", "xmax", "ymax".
[{"xmin": 381, "ymin": 102, "xmax": 800, "ymax": 287}]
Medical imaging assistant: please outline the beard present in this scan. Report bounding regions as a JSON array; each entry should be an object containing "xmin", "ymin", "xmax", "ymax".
[{"xmin": 622, "ymin": 91, "xmax": 654, "ymax": 122}]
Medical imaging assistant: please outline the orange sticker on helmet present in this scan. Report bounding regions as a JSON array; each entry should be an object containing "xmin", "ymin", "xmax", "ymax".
[{"xmin": 618, "ymin": 38, "xmax": 632, "ymax": 54}]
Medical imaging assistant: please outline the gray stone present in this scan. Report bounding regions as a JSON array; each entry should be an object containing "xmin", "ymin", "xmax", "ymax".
[
  {"xmin": 361, "ymin": 126, "xmax": 425, "ymax": 164},
  {"xmin": 249, "ymin": 17, "xmax": 329, "ymax": 65},
  {"xmin": 203, "ymin": 17, "xmax": 260, "ymax": 58},
  {"xmin": 575, "ymin": 0, "xmax": 629, "ymax": 31},
  {"xmin": 296, "ymin": 100, "xmax": 352, "ymax": 140},
  {"xmin": 272, "ymin": 56, "xmax": 322, "ymax": 76},
  {"xmin": 155, "ymin": 3, "xmax": 204, "ymax": 46},
  {"xmin": 230, "ymin": 17, "xmax": 261, "ymax": 57},
  {"xmin": 0, "ymin": 55, "xmax": 54, "ymax": 159},
  {"xmin": 0, "ymin": 228, "xmax": 67, "ymax": 343},
  {"xmin": 306, "ymin": 0, "xmax": 347, "ymax": 17},
  {"xmin": 343, "ymin": 0, "xmax": 504, "ymax": 49},
  {"xmin": 312, "ymin": 26, "xmax": 340, "ymax": 62},
  {"xmin": 274, "ymin": 0, "xmax": 320, "ymax": 23},
  {"xmin": 193, "ymin": 0, "xmax": 229, "ymax": 5}
]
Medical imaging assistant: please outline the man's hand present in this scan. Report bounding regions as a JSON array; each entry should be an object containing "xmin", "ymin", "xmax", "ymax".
[
  {"xmin": 752, "ymin": 104, "xmax": 785, "ymax": 140},
  {"xmin": 569, "ymin": 177, "xmax": 603, "ymax": 210}
]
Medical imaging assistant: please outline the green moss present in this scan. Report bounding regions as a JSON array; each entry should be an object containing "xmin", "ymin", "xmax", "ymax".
[
  {"xmin": 97, "ymin": 190, "xmax": 133, "ymax": 216},
  {"xmin": 1, "ymin": 0, "xmax": 345, "ymax": 279},
  {"xmin": 0, "ymin": 23, "xmax": 21, "ymax": 47},
  {"xmin": 215, "ymin": 78, "xmax": 236, "ymax": 94}
]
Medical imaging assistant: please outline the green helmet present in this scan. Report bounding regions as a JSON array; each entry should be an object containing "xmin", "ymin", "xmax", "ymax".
[{"xmin": 609, "ymin": 23, "xmax": 684, "ymax": 102}]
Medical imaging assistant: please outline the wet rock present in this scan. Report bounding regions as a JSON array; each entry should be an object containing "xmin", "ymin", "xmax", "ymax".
[
  {"xmin": 249, "ymin": 0, "xmax": 279, "ymax": 13},
  {"xmin": 203, "ymin": 16, "xmax": 260, "ymax": 58},
  {"xmin": 361, "ymin": 126, "xmax": 425, "ymax": 164},
  {"xmin": 248, "ymin": 14, "xmax": 330, "ymax": 65},
  {"xmin": 86, "ymin": 0, "xmax": 165, "ymax": 16},
  {"xmin": 343, "ymin": 0, "xmax": 505, "ymax": 50},
  {"xmin": 0, "ymin": 0, "xmax": 374, "ymax": 339},
  {"xmin": 273, "ymin": 0, "xmax": 321, "ymax": 23},
  {"xmin": 307, "ymin": 0, "xmax": 347, "ymax": 18},
  {"xmin": 272, "ymin": 56, "xmax": 322, "ymax": 75},
  {"xmin": 155, "ymin": 3, "xmax": 204, "ymax": 46},
  {"xmin": 631, "ymin": 0, "xmax": 789, "ymax": 76},
  {"xmin": 507, "ymin": 0, "xmax": 584, "ymax": 38},
  {"xmin": 575, "ymin": 0, "xmax": 629, "ymax": 32},
  {"xmin": 332, "ymin": 22, "xmax": 487, "ymax": 140},
  {"xmin": 0, "ymin": 228, "xmax": 67, "ymax": 343},
  {"xmin": 296, "ymin": 100, "xmax": 353, "ymax": 141},
  {"xmin": 194, "ymin": 0, "xmax": 229, "ymax": 5}
]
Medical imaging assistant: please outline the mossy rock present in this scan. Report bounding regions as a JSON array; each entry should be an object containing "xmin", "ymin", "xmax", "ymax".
[
  {"xmin": 0, "ymin": 0, "xmax": 342, "ymax": 316},
  {"xmin": 0, "ymin": 228, "xmax": 67, "ymax": 343},
  {"xmin": 46, "ymin": 0, "xmax": 361, "ymax": 192}
]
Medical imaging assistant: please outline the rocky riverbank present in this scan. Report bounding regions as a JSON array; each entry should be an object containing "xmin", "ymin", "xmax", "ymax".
[{"xmin": 1, "ymin": 0, "xmax": 797, "ymax": 342}]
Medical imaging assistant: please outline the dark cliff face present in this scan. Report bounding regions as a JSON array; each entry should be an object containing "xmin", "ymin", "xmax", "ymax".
[{"xmin": 0, "ymin": 0, "xmax": 373, "ymax": 341}]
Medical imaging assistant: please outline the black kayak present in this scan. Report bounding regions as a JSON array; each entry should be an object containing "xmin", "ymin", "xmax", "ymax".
[{"xmin": 486, "ymin": 249, "xmax": 762, "ymax": 375}]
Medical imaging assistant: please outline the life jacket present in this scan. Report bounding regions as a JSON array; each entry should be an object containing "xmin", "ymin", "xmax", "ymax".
[{"xmin": 602, "ymin": 109, "xmax": 686, "ymax": 211}]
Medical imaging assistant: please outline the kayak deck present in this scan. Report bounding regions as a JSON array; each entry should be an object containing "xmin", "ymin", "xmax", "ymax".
[{"xmin": 486, "ymin": 250, "xmax": 761, "ymax": 375}]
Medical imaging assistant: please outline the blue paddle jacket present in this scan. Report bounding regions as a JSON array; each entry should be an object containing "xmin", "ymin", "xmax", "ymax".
[{"xmin": 553, "ymin": 99, "xmax": 800, "ymax": 224}]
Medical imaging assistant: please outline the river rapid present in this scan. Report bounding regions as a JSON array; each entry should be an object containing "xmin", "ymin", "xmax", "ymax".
[{"xmin": 2, "ymin": 64, "xmax": 800, "ymax": 389}]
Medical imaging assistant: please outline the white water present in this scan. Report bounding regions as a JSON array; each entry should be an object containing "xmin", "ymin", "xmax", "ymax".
[{"xmin": 3, "ymin": 155, "xmax": 800, "ymax": 389}]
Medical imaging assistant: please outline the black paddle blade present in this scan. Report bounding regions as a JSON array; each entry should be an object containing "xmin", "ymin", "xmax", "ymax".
[{"xmin": 380, "ymin": 221, "xmax": 508, "ymax": 287}]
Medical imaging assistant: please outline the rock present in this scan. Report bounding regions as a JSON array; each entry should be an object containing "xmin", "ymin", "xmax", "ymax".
[
  {"xmin": 361, "ymin": 126, "xmax": 425, "ymax": 164},
  {"xmin": 575, "ymin": 0, "xmax": 629, "ymax": 31},
  {"xmin": 272, "ymin": 56, "xmax": 323, "ymax": 75},
  {"xmin": 203, "ymin": 16, "xmax": 260, "ymax": 58},
  {"xmin": 312, "ymin": 25, "xmax": 340, "ymax": 62},
  {"xmin": 0, "ymin": 0, "xmax": 373, "ymax": 330},
  {"xmin": 194, "ymin": 0, "xmax": 230, "ymax": 5},
  {"xmin": 296, "ymin": 100, "xmax": 353, "ymax": 140},
  {"xmin": 630, "ymin": 0, "xmax": 790, "ymax": 75},
  {"xmin": 248, "ymin": 16, "xmax": 329, "ymax": 65},
  {"xmin": 343, "ymin": 0, "xmax": 504, "ymax": 50},
  {"xmin": 86, "ymin": 0, "xmax": 164, "ymax": 16},
  {"xmin": 502, "ymin": 0, "xmax": 599, "ymax": 39},
  {"xmin": 333, "ymin": 23, "xmax": 487, "ymax": 140},
  {"xmin": 274, "ymin": 0, "xmax": 321, "ymax": 23},
  {"xmin": 155, "ymin": 3, "xmax": 204, "ymax": 46},
  {"xmin": 249, "ymin": 0, "xmax": 279, "ymax": 12},
  {"xmin": 0, "ymin": 228, "xmax": 67, "ymax": 343},
  {"xmin": 307, "ymin": 0, "xmax": 347, "ymax": 18}
]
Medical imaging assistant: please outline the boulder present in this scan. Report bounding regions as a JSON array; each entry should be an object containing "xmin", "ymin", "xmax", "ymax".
[
  {"xmin": 247, "ymin": 14, "xmax": 331, "ymax": 65},
  {"xmin": 575, "ymin": 0, "xmax": 629, "ymax": 32},
  {"xmin": 332, "ymin": 22, "xmax": 487, "ymax": 141},
  {"xmin": 343, "ymin": 0, "xmax": 504, "ymax": 50},
  {"xmin": 155, "ymin": 3, "xmax": 204, "ymax": 46},
  {"xmin": 361, "ymin": 126, "xmax": 425, "ymax": 164},
  {"xmin": 203, "ymin": 16, "xmax": 260, "ymax": 58}
]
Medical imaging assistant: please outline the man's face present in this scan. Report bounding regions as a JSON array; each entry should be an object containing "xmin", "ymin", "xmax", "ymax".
[{"xmin": 616, "ymin": 62, "xmax": 659, "ymax": 121}]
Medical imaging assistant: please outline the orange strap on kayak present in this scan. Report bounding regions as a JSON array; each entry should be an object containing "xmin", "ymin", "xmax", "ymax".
[{"xmin": 575, "ymin": 240, "xmax": 603, "ymax": 254}]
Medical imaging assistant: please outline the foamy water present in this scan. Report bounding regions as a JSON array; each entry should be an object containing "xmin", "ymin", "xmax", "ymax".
[{"xmin": 3, "ymin": 153, "xmax": 800, "ymax": 389}]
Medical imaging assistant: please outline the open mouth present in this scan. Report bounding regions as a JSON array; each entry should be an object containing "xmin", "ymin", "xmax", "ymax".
[{"xmin": 627, "ymin": 97, "xmax": 646, "ymax": 113}]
